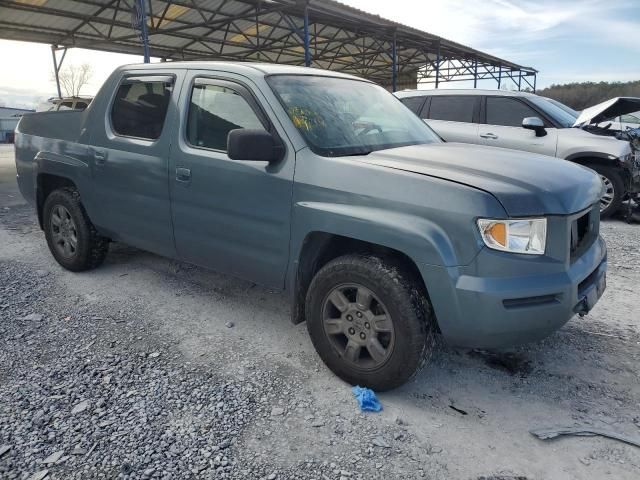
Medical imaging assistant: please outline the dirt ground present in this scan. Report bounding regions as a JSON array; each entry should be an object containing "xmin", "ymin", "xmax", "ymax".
[{"xmin": 1, "ymin": 143, "xmax": 639, "ymax": 479}]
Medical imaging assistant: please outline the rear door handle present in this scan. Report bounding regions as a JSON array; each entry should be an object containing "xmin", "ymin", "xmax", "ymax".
[
  {"xmin": 175, "ymin": 167, "xmax": 191, "ymax": 183},
  {"xmin": 480, "ymin": 133, "xmax": 498, "ymax": 140}
]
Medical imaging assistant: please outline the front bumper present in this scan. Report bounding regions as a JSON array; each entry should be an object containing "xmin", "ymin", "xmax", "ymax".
[{"xmin": 419, "ymin": 235, "xmax": 607, "ymax": 349}]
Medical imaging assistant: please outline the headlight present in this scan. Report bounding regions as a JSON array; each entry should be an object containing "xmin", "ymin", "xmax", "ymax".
[{"xmin": 477, "ymin": 218, "xmax": 547, "ymax": 255}]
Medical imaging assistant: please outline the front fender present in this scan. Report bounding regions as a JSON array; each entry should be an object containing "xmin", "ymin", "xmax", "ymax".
[
  {"xmin": 292, "ymin": 201, "xmax": 460, "ymax": 268},
  {"xmin": 285, "ymin": 200, "xmax": 483, "ymax": 326}
]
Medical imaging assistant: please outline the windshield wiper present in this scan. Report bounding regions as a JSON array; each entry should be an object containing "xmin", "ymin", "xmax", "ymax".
[{"xmin": 339, "ymin": 150, "xmax": 373, "ymax": 157}]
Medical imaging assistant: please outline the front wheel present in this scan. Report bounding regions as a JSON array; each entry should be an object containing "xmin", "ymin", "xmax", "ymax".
[
  {"xmin": 305, "ymin": 254, "xmax": 435, "ymax": 391},
  {"xmin": 590, "ymin": 165, "xmax": 624, "ymax": 218}
]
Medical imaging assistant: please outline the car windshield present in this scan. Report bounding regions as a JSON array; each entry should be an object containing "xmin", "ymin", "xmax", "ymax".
[
  {"xmin": 621, "ymin": 112, "xmax": 640, "ymax": 124},
  {"xmin": 267, "ymin": 75, "xmax": 440, "ymax": 157},
  {"xmin": 529, "ymin": 96, "xmax": 578, "ymax": 128}
]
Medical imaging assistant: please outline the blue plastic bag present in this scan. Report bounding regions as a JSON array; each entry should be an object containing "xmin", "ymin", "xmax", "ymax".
[{"xmin": 352, "ymin": 385, "xmax": 383, "ymax": 412}]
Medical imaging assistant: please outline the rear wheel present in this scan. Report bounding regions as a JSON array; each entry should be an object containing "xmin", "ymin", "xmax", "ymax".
[
  {"xmin": 305, "ymin": 254, "xmax": 435, "ymax": 391},
  {"xmin": 43, "ymin": 187, "xmax": 109, "ymax": 271},
  {"xmin": 590, "ymin": 165, "xmax": 624, "ymax": 218}
]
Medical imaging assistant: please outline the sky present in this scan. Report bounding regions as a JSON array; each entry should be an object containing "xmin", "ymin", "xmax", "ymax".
[{"xmin": 0, "ymin": 0, "xmax": 638, "ymax": 109}]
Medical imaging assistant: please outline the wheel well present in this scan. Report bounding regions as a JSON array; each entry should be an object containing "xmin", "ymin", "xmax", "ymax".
[
  {"xmin": 36, "ymin": 174, "xmax": 76, "ymax": 229},
  {"xmin": 569, "ymin": 156, "xmax": 619, "ymax": 170},
  {"xmin": 292, "ymin": 232, "xmax": 434, "ymax": 327},
  {"xmin": 569, "ymin": 156, "xmax": 628, "ymax": 186}
]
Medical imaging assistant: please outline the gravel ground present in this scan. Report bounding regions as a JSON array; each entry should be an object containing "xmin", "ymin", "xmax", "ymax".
[{"xmin": 1, "ymin": 144, "xmax": 639, "ymax": 480}]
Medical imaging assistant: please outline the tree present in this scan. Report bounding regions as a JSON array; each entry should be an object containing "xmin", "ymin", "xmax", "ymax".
[
  {"xmin": 537, "ymin": 80, "xmax": 640, "ymax": 110},
  {"xmin": 53, "ymin": 63, "xmax": 93, "ymax": 98}
]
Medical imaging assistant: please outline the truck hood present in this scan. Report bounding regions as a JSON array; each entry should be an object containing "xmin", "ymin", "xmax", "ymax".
[
  {"xmin": 358, "ymin": 143, "xmax": 602, "ymax": 216},
  {"xmin": 573, "ymin": 97, "xmax": 640, "ymax": 127}
]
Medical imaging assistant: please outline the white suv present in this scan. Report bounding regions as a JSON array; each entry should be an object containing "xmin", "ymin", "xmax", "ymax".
[{"xmin": 395, "ymin": 89, "xmax": 639, "ymax": 218}]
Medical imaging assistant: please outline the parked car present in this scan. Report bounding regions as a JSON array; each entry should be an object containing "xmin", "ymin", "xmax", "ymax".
[
  {"xmin": 15, "ymin": 63, "xmax": 607, "ymax": 390},
  {"xmin": 604, "ymin": 112, "xmax": 640, "ymax": 131},
  {"xmin": 36, "ymin": 96, "xmax": 93, "ymax": 112},
  {"xmin": 395, "ymin": 89, "xmax": 639, "ymax": 218},
  {"xmin": 543, "ymin": 98, "xmax": 640, "ymax": 132}
]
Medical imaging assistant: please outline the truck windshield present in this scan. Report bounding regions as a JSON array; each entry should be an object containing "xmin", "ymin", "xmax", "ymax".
[{"xmin": 267, "ymin": 75, "xmax": 441, "ymax": 157}]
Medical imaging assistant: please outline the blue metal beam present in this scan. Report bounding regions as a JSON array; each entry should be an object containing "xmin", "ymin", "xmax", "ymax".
[
  {"xmin": 136, "ymin": 0, "xmax": 150, "ymax": 63},
  {"xmin": 435, "ymin": 40, "xmax": 440, "ymax": 89},
  {"xmin": 303, "ymin": 5, "xmax": 311, "ymax": 67},
  {"xmin": 391, "ymin": 33, "xmax": 397, "ymax": 92}
]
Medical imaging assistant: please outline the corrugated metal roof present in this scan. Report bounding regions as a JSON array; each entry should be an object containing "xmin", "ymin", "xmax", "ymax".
[{"xmin": 0, "ymin": 0, "xmax": 536, "ymax": 86}]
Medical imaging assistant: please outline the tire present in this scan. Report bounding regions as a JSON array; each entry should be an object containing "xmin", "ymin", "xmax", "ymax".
[
  {"xmin": 43, "ymin": 187, "xmax": 109, "ymax": 271},
  {"xmin": 305, "ymin": 254, "xmax": 435, "ymax": 391},
  {"xmin": 589, "ymin": 165, "xmax": 624, "ymax": 219}
]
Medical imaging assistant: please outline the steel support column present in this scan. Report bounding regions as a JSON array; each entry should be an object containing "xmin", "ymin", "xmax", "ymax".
[
  {"xmin": 473, "ymin": 57, "xmax": 478, "ymax": 88},
  {"xmin": 51, "ymin": 45, "xmax": 67, "ymax": 99},
  {"xmin": 497, "ymin": 65, "xmax": 502, "ymax": 89},
  {"xmin": 391, "ymin": 32, "xmax": 397, "ymax": 92},
  {"xmin": 435, "ymin": 41, "xmax": 440, "ymax": 89},
  {"xmin": 303, "ymin": 5, "xmax": 311, "ymax": 67},
  {"xmin": 136, "ymin": 0, "xmax": 150, "ymax": 63},
  {"xmin": 533, "ymin": 73, "xmax": 537, "ymax": 93},
  {"xmin": 518, "ymin": 71, "xmax": 522, "ymax": 91}
]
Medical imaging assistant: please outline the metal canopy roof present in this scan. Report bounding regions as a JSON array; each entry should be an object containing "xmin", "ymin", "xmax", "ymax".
[{"xmin": 0, "ymin": 0, "xmax": 538, "ymax": 89}]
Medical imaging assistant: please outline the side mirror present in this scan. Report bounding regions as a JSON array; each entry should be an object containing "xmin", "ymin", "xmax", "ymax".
[
  {"xmin": 227, "ymin": 129, "xmax": 282, "ymax": 162},
  {"xmin": 522, "ymin": 117, "xmax": 547, "ymax": 137}
]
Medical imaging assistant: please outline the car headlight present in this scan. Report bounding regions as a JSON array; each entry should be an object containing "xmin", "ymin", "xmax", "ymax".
[{"xmin": 477, "ymin": 218, "xmax": 547, "ymax": 255}]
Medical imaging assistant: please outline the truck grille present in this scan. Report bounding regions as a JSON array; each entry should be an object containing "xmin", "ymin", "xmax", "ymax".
[{"xmin": 570, "ymin": 210, "xmax": 593, "ymax": 261}]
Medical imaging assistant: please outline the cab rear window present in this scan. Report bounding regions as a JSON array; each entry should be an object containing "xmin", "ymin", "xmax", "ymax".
[{"xmin": 111, "ymin": 76, "xmax": 174, "ymax": 140}]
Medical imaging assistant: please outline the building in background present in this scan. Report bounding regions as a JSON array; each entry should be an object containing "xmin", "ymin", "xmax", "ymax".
[{"xmin": 0, "ymin": 107, "xmax": 34, "ymax": 143}]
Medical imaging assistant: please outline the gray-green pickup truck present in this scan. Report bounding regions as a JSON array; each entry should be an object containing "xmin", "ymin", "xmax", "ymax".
[{"xmin": 15, "ymin": 62, "xmax": 607, "ymax": 390}]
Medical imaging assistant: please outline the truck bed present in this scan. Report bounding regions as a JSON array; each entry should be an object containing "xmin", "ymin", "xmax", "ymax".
[
  {"xmin": 17, "ymin": 110, "xmax": 86, "ymax": 143},
  {"xmin": 14, "ymin": 110, "xmax": 89, "ymax": 207}
]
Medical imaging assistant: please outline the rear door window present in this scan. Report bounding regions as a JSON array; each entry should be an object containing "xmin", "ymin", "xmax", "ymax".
[
  {"xmin": 110, "ymin": 75, "xmax": 174, "ymax": 140},
  {"xmin": 186, "ymin": 81, "xmax": 265, "ymax": 152},
  {"xmin": 428, "ymin": 96, "xmax": 476, "ymax": 123},
  {"xmin": 486, "ymin": 97, "xmax": 540, "ymax": 127},
  {"xmin": 399, "ymin": 96, "xmax": 426, "ymax": 116}
]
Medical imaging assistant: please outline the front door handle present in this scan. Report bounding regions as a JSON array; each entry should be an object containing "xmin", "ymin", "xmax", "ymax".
[
  {"xmin": 480, "ymin": 133, "xmax": 498, "ymax": 140},
  {"xmin": 175, "ymin": 167, "xmax": 191, "ymax": 182}
]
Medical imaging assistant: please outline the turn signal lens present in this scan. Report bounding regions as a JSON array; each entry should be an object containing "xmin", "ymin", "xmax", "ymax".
[
  {"xmin": 477, "ymin": 218, "xmax": 547, "ymax": 255},
  {"xmin": 485, "ymin": 222, "xmax": 506, "ymax": 247}
]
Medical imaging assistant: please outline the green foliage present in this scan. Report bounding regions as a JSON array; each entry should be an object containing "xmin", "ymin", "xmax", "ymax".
[{"xmin": 537, "ymin": 81, "xmax": 640, "ymax": 110}]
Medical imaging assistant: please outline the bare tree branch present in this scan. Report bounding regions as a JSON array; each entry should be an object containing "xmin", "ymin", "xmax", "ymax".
[{"xmin": 51, "ymin": 63, "xmax": 93, "ymax": 97}]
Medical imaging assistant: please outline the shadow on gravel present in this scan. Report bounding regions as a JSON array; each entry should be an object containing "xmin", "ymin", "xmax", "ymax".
[{"xmin": 467, "ymin": 350, "xmax": 533, "ymax": 377}]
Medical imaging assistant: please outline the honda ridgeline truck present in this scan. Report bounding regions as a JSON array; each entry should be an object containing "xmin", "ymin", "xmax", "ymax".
[{"xmin": 14, "ymin": 63, "xmax": 607, "ymax": 390}]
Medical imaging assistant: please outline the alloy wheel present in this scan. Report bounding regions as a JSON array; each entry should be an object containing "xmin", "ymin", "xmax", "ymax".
[
  {"xmin": 321, "ymin": 283, "xmax": 395, "ymax": 370},
  {"xmin": 50, "ymin": 204, "xmax": 78, "ymax": 258},
  {"xmin": 599, "ymin": 174, "xmax": 615, "ymax": 213}
]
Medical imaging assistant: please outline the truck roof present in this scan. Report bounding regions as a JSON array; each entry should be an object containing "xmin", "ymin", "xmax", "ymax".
[{"xmin": 115, "ymin": 61, "xmax": 368, "ymax": 82}]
